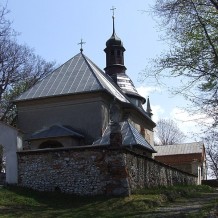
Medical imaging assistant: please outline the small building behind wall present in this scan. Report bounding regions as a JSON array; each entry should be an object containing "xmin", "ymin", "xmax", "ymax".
[
  {"xmin": 0, "ymin": 121, "xmax": 22, "ymax": 184},
  {"xmin": 154, "ymin": 142, "xmax": 207, "ymax": 184}
]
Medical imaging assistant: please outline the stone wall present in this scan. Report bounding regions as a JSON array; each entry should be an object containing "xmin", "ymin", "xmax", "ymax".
[
  {"xmin": 124, "ymin": 150, "xmax": 197, "ymax": 192},
  {"xmin": 18, "ymin": 147, "xmax": 130, "ymax": 196},
  {"xmin": 202, "ymin": 179, "xmax": 218, "ymax": 187},
  {"xmin": 17, "ymin": 147, "xmax": 197, "ymax": 196}
]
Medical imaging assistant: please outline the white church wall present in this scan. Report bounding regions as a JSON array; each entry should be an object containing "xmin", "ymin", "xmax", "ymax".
[
  {"xmin": 128, "ymin": 112, "xmax": 155, "ymax": 146},
  {"xmin": 0, "ymin": 121, "xmax": 22, "ymax": 184},
  {"xmin": 17, "ymin": 94, "xmax": 106, "ymax": 144}
]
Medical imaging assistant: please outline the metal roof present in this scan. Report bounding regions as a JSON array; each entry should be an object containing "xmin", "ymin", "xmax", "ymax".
[
  {"xmin": 116, "ymin": 73, "xmax": 144, "ymax": 100},
  {"xmin": 92, "ymin": 121, "xmax": 156, "ymax": 152},
  {"xmin": 154, "ymin": 142, "xmax": 204, "ymax": 156},
  {"xmin": 15, "ymin": 53, "xmax": 130, "ymax": 104},
  {"xmin": 29, "ymin": 125, "xmax": 84, "ymax": 141}
]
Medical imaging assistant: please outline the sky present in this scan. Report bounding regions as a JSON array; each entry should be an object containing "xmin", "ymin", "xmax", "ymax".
[{"xmin": 4, "ymin": 0, "xmax": 204, "ymax": 142}]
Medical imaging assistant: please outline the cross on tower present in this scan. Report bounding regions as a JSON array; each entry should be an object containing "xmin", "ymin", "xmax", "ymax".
[
  {"xmin": 78, "ymin": 38, "xmax": 86, "ymax": 53},
  {"xmin": 110, "ymin": 6, "xmax": 116, "ymax": 18},
  {"xmin": 110, "ymin": 6, "xmax": 116, "ymax": 34}
]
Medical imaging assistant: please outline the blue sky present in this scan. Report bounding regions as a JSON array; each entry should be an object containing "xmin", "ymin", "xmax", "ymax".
[{"xmin": 5, "ymin": 0, "xmax": 203, "ymax": 141}]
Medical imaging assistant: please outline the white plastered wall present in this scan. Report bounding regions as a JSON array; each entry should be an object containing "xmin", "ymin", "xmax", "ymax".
[{"xmin": 0, "ymin": 121, "xmax": 22, "ymax": 184}]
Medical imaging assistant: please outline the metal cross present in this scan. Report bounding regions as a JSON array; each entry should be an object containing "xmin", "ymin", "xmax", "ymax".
[
  {"xmin": 78, "ymin": 38, "xmax": 86, "ymax": 53},
  {"xmin": 110, "ymin": 6, "xmax": 116, "ymax": 17}
]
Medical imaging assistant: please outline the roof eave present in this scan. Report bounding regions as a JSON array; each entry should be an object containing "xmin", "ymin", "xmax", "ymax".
[{"xmin": 122, "ymin": 102, "xmax": 156, "ymax": 127}]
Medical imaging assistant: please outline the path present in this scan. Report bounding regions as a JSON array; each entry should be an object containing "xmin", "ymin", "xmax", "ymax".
[{"xmin": 139, "ymin": 191, "xmax": 218, "ymax": 217}]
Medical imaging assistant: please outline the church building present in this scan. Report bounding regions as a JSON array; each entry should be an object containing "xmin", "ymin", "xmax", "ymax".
[
  {"xmin": 15, "ymin": 14, "xmax": 156, "ymax": 156},
  {"xmin": 13, "ymin": 12, "xmax": 198, "ymax": 196}
]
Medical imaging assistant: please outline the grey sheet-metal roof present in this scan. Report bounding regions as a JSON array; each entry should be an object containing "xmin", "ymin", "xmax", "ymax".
[
  {"xmin": 15, "ymin": 53, "xmax": 130, "ymax": 104},
  {"xmin": 28, "ymin": 125, "xmax": 84, "ymax": 141},
  {"xmin": 92, "ymin": 121, "xmax": 156, "ymax": 152},
  {"xmin": 117, "ymin": 73, "xmax": 145, "ymax": 101},
  {"xmin": 154, "ymin": 142, "xmax": 204, "ymax": 156}
]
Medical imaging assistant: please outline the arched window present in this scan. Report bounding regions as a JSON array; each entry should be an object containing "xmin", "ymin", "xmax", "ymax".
[{"xmin": 39, "ymin": 140, "xmax": 63, "ymax": 149}]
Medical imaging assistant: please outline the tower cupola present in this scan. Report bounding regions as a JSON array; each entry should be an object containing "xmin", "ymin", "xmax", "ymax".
[
  {"xmin": 104, "ymin": 7, "xmax": 146, "ymax": 106},
  {"xmin": 104, "ymin": 7, "xmax": 126, "ymax": 77}
]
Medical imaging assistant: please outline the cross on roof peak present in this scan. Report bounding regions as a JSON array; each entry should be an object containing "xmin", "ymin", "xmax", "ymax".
[{"xmin": 78, "ymin": 38, "xmax": 86, "ymax": 53}]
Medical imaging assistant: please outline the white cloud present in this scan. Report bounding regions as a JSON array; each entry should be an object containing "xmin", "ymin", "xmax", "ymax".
[
  {"xmin": 150, "ymin": 105, "xmax": 165, "ymax": 123},
  {"xmin": 136, "ymin": 85, "xmax": 161, "ymax": 98},
  {"xmin": 135, "ymin": 86, "xmax": 212, "ymax": 142},
  {"xmin": 170, "ymin": 107, "xmax": 212, "ymax": 125},
  {"xmin": 136, "ymin": 85, "xmax": 164, "ymax": 122},
  {"xmin": 169, "ymin": 107, "xmax": 213, "ymax": 141}
]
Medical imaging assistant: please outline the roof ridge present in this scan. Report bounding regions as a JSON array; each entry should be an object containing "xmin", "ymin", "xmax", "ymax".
[
  {"xmin": 154, "ymin": 141, "xmax": 204, "ymax": 147},
  {"xmin": 124, "ymin": 121, "xmax": 137, "ymax": 145},
  {"xmin": 81, "ymin": 53, "xmax": 104, "ymax": 90},
  {"xmin": 30, "ymin": 124, "xmax": 84, "ymax": 140},
  {"xmin": 14, "ymin": 54, "xmax": 80, "ymax": 102},
  {"xmin": 127, "ymin": 121, "xmax": 155, "ymax": 152},
  {"xmin": 84, "ymin": 55, "xmax": 130, "ymax": 103}
]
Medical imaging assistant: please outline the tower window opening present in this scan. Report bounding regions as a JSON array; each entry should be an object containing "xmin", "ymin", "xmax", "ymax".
[
  {"xmin": 111, "ymin": 51, "xmax": 114, "ymax": 56},
  {"xmin": 117, "ymin": 50, "xmax": 121, "ymax": 56}
]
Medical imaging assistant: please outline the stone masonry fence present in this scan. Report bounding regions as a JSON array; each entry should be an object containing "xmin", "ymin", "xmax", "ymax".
[{"xmin": 17, "ymin": 146, "xmax": 197, "ymax": 196}]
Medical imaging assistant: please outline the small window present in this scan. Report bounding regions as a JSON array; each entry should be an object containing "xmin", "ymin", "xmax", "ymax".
[
  {"xmin": 39, "ymin": 140, "xmax": 63, "ymax": 149},
  {"xmin": 140, "ymin": 126, "xmax": 145, "ymax": 138},
  {"xmin": 111, "ymin": 51, "xmax": 114, "ymax": 56},
  {"xmin": 117, "ymin": 50, "xmax": 121, "ymax": 56}
]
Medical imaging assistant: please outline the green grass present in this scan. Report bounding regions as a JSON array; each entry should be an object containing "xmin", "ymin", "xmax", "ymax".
[
  {"xmin": 134, "ymin": 184, "xmax": 214, "ymax": 201},
  {"xmin": 0, "ymin": 185, "xmax": 215, "ymax": 218}
]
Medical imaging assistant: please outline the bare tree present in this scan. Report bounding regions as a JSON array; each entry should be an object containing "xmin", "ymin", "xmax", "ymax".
[
  {"xmin": 203, "ymin": 130, "xmax": 218, "ymax": 179},
  {"xmin": 155, "ymin": 119, "xmax": 186, "ymax": 145},
  {"xmin": 0, "ymin": 4, "xmax": 55, "ymax": 124}
]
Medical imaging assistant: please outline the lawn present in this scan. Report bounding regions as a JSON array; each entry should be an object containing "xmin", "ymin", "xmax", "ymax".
[{"xmin": 0, "ymin": 185, "xmax": 215, "ymax": 218}]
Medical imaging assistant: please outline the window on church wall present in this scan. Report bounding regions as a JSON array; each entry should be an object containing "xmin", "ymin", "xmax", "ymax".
[
  {"xmin": 117, "ymin": 50, "xmax": 123, "ymax": 64},
  {"xmin": 39, "ymin": 140, "xmax": 63, "ymax": 149},
  {"xmin": 140, "ymin": 126, "xmax": 145, "ymax": 138},
  {"xmin": 144, "ymin": 129, "xmax": 151, "ymax": 143}
]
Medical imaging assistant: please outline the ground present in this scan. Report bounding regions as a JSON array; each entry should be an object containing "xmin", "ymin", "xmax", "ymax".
[
  {"xmin": 0, "ymin": 185, "xmax": 217, "ymax": 217},
  {"xmin": 143, "ymin": 191, "xmax": 218, "ymax": 217}
]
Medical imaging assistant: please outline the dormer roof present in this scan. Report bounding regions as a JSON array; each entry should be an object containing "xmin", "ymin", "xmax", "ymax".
[{"xmin": 93, "ymin": 120, "xmax": 156, "ymax": 153}]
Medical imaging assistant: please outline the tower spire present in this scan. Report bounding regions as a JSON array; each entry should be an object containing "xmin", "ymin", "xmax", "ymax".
[
  {"xmin": 110, "ymin": 6, "xmax": 116, "ymax": 35},
  {"xmin": 104, "ymin": 7, "xmax": 126, "ymax": 77},
  {"xmin": 147, "ymin": 97, "xmax": 153, "ymax": 118}
]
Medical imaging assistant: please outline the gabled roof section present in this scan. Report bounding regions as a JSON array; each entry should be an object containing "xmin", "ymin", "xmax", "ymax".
[
  {"xmin": 15, "ymin": 53, "xmax": 129, "ymax": 103},
  {"xmin": 92, "ymin": 121, "xmax": 156, "ymax": 153},
  {"xmin": 28, "ymin": 125, "xmax": 84, "ymax": 141},
  {"xmin": 154, "ymin": 142, "xmax": 204, "ymax": 156}
]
